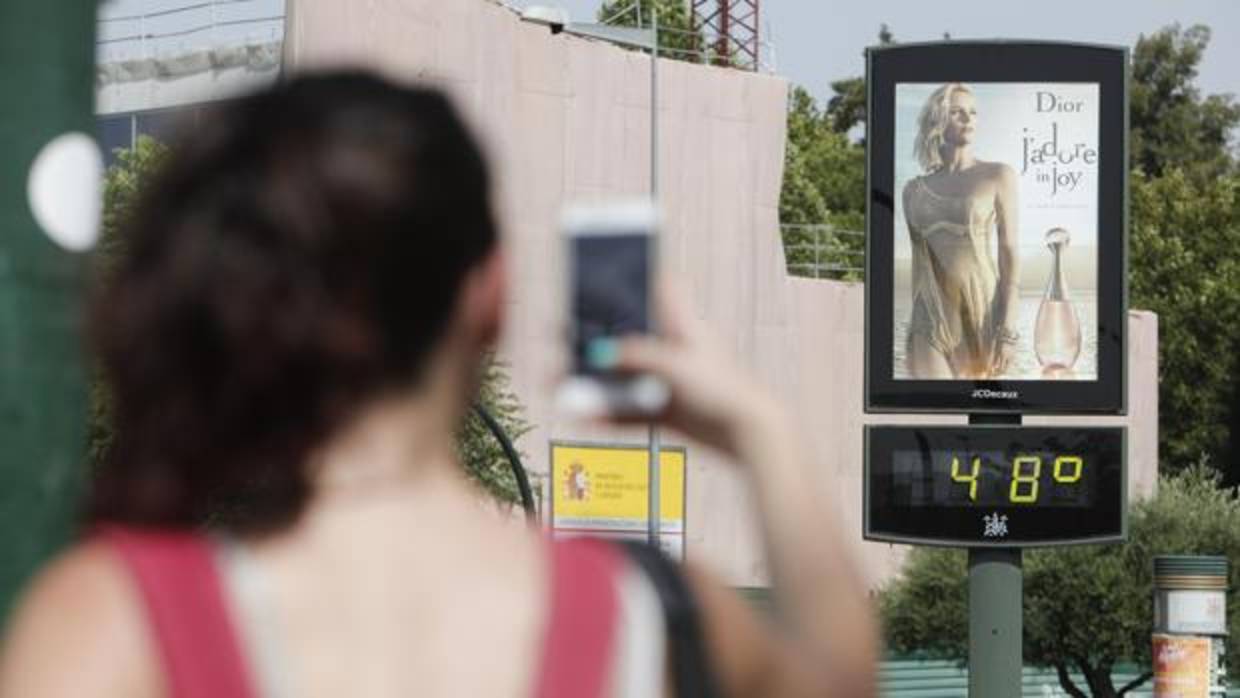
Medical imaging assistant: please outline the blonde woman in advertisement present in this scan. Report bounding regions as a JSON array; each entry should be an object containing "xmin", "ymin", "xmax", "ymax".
[{"xmin": 903, "ymin": 82, "xmax": 1021, "ymax": 379}]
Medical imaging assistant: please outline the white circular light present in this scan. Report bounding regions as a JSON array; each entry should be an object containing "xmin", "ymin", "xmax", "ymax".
[{"xmin": 27, "ymin": 131, "xmax": 104, "ymax": 252}]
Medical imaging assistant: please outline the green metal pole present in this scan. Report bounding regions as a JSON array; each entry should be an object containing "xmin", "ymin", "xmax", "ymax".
[
  {"xmin": 0, "ymin": 2, "xmax": 97, "ymax": 618},
  {"xmin": 968, "ymin": 548, "xmax": 1023, "ymax": 697}
]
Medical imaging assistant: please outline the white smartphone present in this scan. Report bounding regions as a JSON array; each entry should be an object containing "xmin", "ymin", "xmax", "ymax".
[{"xmin": 555, "ymin": 199, "xmax": 669, "ymax": 417}]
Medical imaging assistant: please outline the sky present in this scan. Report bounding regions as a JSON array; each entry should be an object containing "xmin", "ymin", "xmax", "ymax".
[
  {"xmin": 97, "ymin": 0, "xmax": 1240, "ymax": 104},
  {"xmin": 509, "ymin": 0, "xmax": 1240, "ymax": 105}
]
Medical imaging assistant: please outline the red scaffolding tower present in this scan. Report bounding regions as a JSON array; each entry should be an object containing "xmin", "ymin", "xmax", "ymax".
[{"xmin": 691, "ymin": 0, "xmax": 760, "ymax": 70}]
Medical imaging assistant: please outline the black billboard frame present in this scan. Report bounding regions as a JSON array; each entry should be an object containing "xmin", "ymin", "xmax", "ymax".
[{"xmin": 864, "ymin": 41, "xmax": 1129, "ymax": 415}]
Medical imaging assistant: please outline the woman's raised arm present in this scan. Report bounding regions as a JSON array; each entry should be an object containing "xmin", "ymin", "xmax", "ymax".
[{"xmin": 615, "ymin": 286, "xmax": 879, "ymax": 698}]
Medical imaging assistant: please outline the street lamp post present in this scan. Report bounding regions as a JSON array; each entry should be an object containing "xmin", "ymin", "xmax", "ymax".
[{"xmin": 520, "ymin": 5, "xmax": 663, "ymax": 551}]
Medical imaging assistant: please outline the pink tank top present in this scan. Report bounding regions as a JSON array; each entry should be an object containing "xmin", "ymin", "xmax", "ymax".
[{"xmin": 100, "ymin": 527, "xmax": 622, "ymax": 698}]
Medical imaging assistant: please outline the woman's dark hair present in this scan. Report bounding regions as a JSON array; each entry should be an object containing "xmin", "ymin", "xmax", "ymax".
[{"xmin": 89, "ymin": 71, "xmax": 497, "ymax": 533}]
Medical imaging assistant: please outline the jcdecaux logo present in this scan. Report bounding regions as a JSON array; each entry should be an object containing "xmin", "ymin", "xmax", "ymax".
[{"xmin": 972, "ymin": 388, "xmax": 1019, "ymax": 399}]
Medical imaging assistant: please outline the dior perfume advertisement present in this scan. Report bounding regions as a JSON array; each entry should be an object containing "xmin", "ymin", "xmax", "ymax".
[{"xmin": 892, "ymin": 82, "xmax": 1100, "ymax": 381}]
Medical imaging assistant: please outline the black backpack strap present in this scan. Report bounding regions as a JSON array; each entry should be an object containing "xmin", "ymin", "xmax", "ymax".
[{"xmin": 619, "ymin": 540, "xmax": 724, "ymax": 698}]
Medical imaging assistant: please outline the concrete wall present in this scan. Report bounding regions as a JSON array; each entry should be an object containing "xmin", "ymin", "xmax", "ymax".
[
  {"xmin": 284, "ymin": 0, "xmax": 1159, "ymax": 589},
  {"xmin": 96, "ymin": 43, "xmax": 282, "ymax": 115}
]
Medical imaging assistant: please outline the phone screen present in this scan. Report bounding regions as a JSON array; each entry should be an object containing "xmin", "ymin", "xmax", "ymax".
[{"xmin": 571, "ymin": 233, "xmax": 650, "ymax": 375}]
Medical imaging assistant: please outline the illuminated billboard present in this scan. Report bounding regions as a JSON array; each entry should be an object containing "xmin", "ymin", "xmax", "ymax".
[{"xmin": 866, "ymin": 43, "xmax": 1127, "ymax": 414}]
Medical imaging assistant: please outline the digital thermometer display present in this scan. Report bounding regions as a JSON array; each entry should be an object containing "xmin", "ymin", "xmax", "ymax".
[{"xmin": 865, "ymin": 426, "xmax": 1125, "ymax": 546}]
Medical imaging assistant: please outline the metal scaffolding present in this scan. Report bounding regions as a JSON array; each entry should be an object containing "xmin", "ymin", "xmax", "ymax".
[{"xmin": 691, "ymin": 0, "xmax": 760, "ymax": 70}]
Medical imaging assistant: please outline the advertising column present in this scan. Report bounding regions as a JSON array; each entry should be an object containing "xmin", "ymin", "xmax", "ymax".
[
  {"xmin": 865, "ymin": 42, "xmax": 1129, "ymax": 697},
  {"xmin": 0, "ymin": 3, "xmax": 99, "ymax": 616},
  {"xmin": 1153, "ymin": 556, "xmax": 1229, "ymax": 697}
]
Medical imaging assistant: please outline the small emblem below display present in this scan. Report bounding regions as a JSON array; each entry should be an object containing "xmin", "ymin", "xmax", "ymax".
[{"xmin": 983, "ymin": 512, "xmax": 1010, "ymax": 538}]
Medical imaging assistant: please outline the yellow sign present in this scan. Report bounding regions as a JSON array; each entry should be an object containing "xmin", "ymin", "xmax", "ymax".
[
  {"xmin": 1153, "ymin": 634, "xmax": 1212, "ymax": 698},
  {"xmin": 550, "ymin": 443, "xmax": 685, "ymax": 533}
]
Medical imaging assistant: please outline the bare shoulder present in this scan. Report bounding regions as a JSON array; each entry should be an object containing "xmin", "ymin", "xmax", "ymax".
[
  {"xmin": 983, "ymin": 160, "xmax": 1018, "ymax": 185},
  {"xmin": 682, "ymin": 562, "xmax": 834, "ymax": 698},
  {"xmin": 902, "ymin": 176, "xmax": 922, "ymax": 202},
  {"xmin": 0, "ymin": 541, "xmax": 161, "ymax": 698},
  {"xmin": 902, "ymin": 177, "xmax": 925, "ymax": 221}
]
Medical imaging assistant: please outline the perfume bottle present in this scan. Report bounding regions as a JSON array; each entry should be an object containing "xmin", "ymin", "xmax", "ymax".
[{"xmin": 1034, "ymin": 227, "xmax": 1082, "ymax": 371}]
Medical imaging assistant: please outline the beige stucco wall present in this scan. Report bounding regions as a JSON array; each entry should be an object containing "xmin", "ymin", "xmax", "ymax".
[{"xmin": 285, "ymin": 0, "xmax": 1159, "ymax": 589}]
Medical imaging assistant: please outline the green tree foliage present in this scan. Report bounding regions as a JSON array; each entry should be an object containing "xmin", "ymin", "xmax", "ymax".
[
  {"xmin": 782, "ymin": 87, "xmax": 866, "ymax": 224},
  {"xmin": 823, "ymin": 25, "xmax": 894, "ymax": 136},
  {"xmin": 876, "ymin": 545, "xmax": 967, "ymax": 659},
  {"xmin": 880, "ymin": 465, "xmax": 1240, "ymax": 697},
  {"xmin": 1123, "ymin": 24, "xmax": 1240, "ymax": 474},
  {"xmin": 92, "ymin": 136, "xmax": 533, "ymax": 508},
  {"xmin": 824, "ymin": 77, "xmax": 866, "ymax": 137},
  {"xmin": 597, "ymin": 0, "xmax": 702, "ymax": 63},
  {"xmin": 1130, "ymin": 169, "xmax": 1240, "ymax": 472},
  {"xmin": 456, "ymin": 357, "xmax": 535, "ymax": 507},
  {"xmin": 1130, "ymin": 25, "xmax": 1240, "ymax": 180},
  {"xmin": 779, "ymin": 26, "xmax": 893, "ymax": 279},
  {"xmin": 99, "ymin": 136, "xmax": 168, "ymax": 280},
  {"xmin": 90, "ymin": 136, "xmax": 170, "ymax": 467},
  {"xmin": 780, "ymin": 86, "xmax": 866, "ymax": 279}
]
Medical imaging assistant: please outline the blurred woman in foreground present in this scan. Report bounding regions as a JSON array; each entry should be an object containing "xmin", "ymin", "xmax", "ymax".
[{"xmin": 0, "ymin": 72, "xmax": 876, "ymax": 698}]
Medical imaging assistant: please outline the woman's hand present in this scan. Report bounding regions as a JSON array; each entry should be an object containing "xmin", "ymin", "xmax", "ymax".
[
  {"xmin": 990, "ymin": 327, "xmax": 1018, "ymax": 376},
  {"xmin": 611, "ymin": 283, "xmax": 879, "ymax": 698},
  {"xmin": 611, "ymin": 283, "xmax": 785, "ymax": 460}
]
